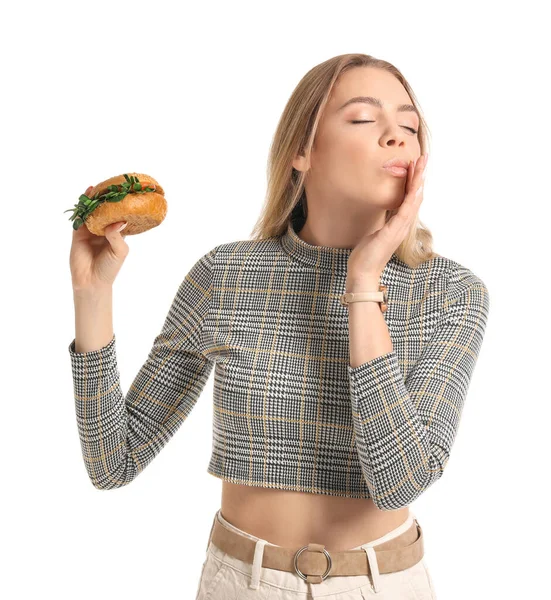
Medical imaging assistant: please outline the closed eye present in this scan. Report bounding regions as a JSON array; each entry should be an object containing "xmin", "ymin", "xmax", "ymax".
[{"xmin": 351, "ymin": 120, "xmax": 418, "ymax": 135}]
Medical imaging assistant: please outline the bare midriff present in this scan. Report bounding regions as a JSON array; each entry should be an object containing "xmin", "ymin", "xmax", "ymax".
[{"xmin": 220, "ymin": 481, "xmax": 410, "ymax": 552}]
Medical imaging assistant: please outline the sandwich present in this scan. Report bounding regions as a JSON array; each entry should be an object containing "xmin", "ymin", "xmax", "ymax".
[{"xmin": 64, "ymin": 172, "xmax": 167, "ymax": 235}]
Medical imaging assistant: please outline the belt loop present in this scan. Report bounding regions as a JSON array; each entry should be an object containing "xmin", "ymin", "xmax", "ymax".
[
  {"xmin": 250, "ymin": 538, "xmax": 267, "ymax": 589},
  {"xmin": 363, "ymin": 546, "xmax": 381, "ymax": 593}
]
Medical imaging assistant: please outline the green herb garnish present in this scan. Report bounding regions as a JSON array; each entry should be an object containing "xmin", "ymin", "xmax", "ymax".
[{"xmin": 63, "ymin": 174, "xmax": 157, "ymax": 230}]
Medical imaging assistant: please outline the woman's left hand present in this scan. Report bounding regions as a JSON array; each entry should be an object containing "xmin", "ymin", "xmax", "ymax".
[{"xmin": 346, "ymin": 153, "xmax": 428, "ymax": 286}]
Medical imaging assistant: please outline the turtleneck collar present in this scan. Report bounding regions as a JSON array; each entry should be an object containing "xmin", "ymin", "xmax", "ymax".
[
  {"xmin": 279, "ymin": 220, "xmax": 353, "ymax": 273},
  {"xmin": 279, "ymin": 220, "xmax": 399, "ymax": 276}
]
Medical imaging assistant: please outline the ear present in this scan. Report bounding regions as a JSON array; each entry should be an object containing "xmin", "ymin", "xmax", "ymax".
[{"xmin": 292, "ymin": 152, "xmax": 310, "ymax": 173}]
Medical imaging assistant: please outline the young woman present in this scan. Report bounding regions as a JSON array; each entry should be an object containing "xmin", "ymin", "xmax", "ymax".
[{"xmin": 69, "ymin": 53, "xmax": 489, "ymax": 599}]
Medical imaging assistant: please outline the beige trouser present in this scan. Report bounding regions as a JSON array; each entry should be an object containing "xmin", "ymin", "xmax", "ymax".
[{"xmin": 195, "ymin": 508, "xmax": 437, "ymax": 599}]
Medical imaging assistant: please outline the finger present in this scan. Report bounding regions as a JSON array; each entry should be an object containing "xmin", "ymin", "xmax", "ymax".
[
  {"xmin": 404, "ymin": 154, "xmax": 427, "ymax": 205},
  {"xmin": 414, "ymin": 183, "xmax": 424, "ymax": 206},
  {"xmin": 405, "ymin": 180, "xmax": 424, "ymax": 216},
  {"xmin": 413, "ymin": 153, "xmax": 428, "ymax": 191},
  {"xmin": 393, "ymin": 179, "xmax": 424, "ymax": 226},
  {"xmin": 406, "ymin": 159, "xmax": 416, "ymax": 195},
  {"xmin": 104, "ymin": 221, "xmax": 129, "ymax": 256},
  {"xmin": 72, "ymin": 220, "xmax": 95, "ymax": 239},
  {"xmin": 414, "ymin": 154, "xmax": 428, "ymax": 204},
  {"xmin": 389, "ymin": 155, "xmax": 426, "ymax": 226}
]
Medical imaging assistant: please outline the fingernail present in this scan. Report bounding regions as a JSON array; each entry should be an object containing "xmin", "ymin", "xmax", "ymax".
[{"xmin": 116, "ymin": 222, "xmax": 128, "ymax": 232}]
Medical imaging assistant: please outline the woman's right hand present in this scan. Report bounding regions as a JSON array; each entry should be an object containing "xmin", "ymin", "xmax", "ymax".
[{"xmin": 70, "ymin": 187, "xmax": 130, "ymax": 292}]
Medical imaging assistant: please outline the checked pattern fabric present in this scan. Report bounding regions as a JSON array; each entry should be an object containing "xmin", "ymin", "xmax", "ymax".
[{"xmin": 69, "ymin": 220, "xmax": 489, "ymax": 508}]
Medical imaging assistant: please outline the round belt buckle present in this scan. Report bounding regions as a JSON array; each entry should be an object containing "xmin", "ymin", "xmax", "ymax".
[{"xmin": 293, "ymin": 545, "xmax": 333, "ymax": 581}]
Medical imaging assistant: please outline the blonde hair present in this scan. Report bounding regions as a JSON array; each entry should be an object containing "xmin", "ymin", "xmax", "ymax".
[{"xmin": 249, "ymin": 53, "xmax": 439, "ymax": 268}]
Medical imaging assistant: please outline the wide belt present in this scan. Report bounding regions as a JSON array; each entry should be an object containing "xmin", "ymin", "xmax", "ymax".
[{"xmin": 209, "ymin": 515, "xmax": 424, "ymax": 584}]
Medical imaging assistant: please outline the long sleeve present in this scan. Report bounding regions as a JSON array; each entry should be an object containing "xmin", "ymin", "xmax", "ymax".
[
  {"xmin": 68, "ymin": 246, "xmax": 217, "ymax": 490},
  {"xmin": 347, "ymin": 264, "xmax": 490, "ymax": 510}
]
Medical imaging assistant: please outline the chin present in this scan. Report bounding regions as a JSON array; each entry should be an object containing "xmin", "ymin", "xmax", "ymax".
[
  {"xmin": 372, "ymin": 187, "xmax": 405, "ymax": 210},
  {"xmin": 387, "ymin": 183, "xmax": 408, "ymax": 201}
]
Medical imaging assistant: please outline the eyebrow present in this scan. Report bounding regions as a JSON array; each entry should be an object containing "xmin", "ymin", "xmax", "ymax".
[{"xmin": 337, "ymin": 96, "xmax": 419, "ymax": 117}]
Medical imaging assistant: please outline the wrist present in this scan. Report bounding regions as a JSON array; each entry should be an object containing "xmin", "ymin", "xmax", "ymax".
[
  {"xmin": 345, "ymin": 276, "xmax": 381, "ymax": 293},
  {"xmin": 73, "ymin": 285, "xmax": 113, "ymax": 300}
]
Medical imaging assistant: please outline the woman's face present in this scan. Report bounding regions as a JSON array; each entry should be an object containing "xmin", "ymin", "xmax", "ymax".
[{"xmin": 296, "ymin": 67, "xmax": 422, "ymax": 213}]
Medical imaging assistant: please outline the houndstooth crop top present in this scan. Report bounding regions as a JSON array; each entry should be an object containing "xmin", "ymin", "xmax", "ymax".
[{"xmin": 68, "ymin": 219, "xmax": 490, "ymax": 509}]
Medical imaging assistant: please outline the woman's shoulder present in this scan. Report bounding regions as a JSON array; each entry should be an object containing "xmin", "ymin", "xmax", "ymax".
[
  {"xmin": 431, "ymin": 254, "xmax": 490, "ymax": 315},
  {"xmin": 209, "ymin": 236, "xmax": 281, "ymax": 265},
  {"xmin": 214, "ymin": 236, "xmax": 280, "ymax": 253},
  {"xmin": 441, "ymin": 254, "xmax": 488, "ymax": 296}
]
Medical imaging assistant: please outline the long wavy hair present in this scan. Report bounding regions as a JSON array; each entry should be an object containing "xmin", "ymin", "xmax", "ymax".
[{"xmin": 249, "ymin": 53, "xmax": 439, "ymax": 268}]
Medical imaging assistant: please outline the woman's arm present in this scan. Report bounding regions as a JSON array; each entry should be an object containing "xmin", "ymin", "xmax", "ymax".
[
  {"xmin": 346, "ymin": 273, "xmax": 392, "ymax": 368},
  {"xmin": 73, "ymin": 288, "xmax": 114, "ymax": 353},
  {"xmin": 347, "ymin": 263, "xmax": 490, "ymax": 510},
  {"xmin": 68, "ymin": 246, "xmax": 218, "ymax": 490}
]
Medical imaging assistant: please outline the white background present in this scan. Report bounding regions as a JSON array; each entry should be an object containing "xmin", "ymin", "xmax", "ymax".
[{"xmin": 1, "ymin": 1, "xmax": 548, "ymax": 598}]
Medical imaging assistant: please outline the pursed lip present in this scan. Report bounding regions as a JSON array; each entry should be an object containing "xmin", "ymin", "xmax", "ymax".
[{"xmin": 382, "ymin": 158, "xmax": 410, "ymax": 170}]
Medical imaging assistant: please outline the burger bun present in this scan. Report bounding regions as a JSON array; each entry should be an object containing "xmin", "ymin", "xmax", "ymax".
[{"xmin": 84, "ymin": 172, "xmax": 167, "ymax": 236}]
